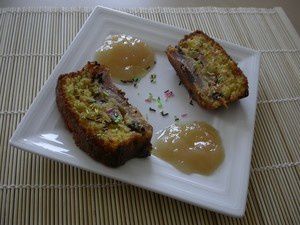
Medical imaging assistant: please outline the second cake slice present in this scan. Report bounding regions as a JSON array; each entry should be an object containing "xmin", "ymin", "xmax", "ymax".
[{"xmin": 166, "ymin": 31, "xmax": 248, "ymax": 109}]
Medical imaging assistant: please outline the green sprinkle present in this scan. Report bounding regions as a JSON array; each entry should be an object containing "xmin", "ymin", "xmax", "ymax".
[
  {"xmin": 150, "ymin": 74, "xmax": 157, "ymax": 83},
  {"xmin": 133, "ymin": 77, "xmax": 140, "ymax": 82},
  {"xmin": 114, "ymin": 115, "xmax": 122, "ymax": 123},
  {"xmin": 88, "ymin": 99, "xmax": 96, "ymax": 103},
  {"xmin": 145, "ymin": 93, "xmax": 154, "ymax": 103},
  {"xmin": 103, "ymin": 91, "xmax": 109, "ymax": 97},
  {"xmin": 149, "ymin": 93, "xmax": 154, "ymax": 100},
  {"xmin": 156, "ymin": 97, "xmax": 163, "ymax": 109}
]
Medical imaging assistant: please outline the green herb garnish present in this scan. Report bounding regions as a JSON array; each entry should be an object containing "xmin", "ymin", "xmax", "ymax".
[
  {"xmin": 156, "ymin": 97, "xmax": 163, "ymax": 109},
  {"xmin": 150, "ymin": 74, "xmax": 157, "ymax": 83},
  {"xmin": 133, "ymin": 77, "xmax": 140, "ymax": 83},
  {"xmin": 103, "ymin": 91, "xmax": 109, "ymax": 97}
]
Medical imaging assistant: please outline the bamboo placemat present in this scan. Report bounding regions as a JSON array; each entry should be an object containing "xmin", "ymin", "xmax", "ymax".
[{"xmin": 0, "ymin": 6, "xmax": 299, "ymax": 225}]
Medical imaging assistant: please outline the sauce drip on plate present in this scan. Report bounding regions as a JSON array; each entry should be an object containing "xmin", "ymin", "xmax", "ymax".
[
  {"xmin": 96, "ymin": 34, "xmax": 155, "ymax": 81},
  {"xmin": 153, "ymin": 122, "xmax": 224, "ymax": 175}
]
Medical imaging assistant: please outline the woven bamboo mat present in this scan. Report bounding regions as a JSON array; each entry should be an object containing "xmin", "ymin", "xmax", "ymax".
[{"xmin": 0, "ymin": 6, "xmax": 299, "ymax": 225}]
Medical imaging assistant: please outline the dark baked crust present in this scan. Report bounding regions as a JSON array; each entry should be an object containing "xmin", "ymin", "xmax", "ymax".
[
  {"xmin": 166, "ymin": 30, "xmax": 249, "ymax": 109},
  {"xmin": 56, "ymin": 62, "xmax": 152, "ymax": 167}
]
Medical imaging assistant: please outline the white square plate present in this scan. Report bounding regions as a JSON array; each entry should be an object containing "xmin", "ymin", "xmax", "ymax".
[{"xmin": 10, "ymin": 6, "xmax": 260, "ymax": 217}]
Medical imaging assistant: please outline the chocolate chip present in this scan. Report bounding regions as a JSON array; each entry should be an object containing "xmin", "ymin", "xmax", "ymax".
[
  {"xmin": 128, "ymin": 121, "xmax": 144, "ymax": 133},
  {"xmin": 177, "ymin": 46, "xmax": 184, "ymax": 54},
  {"xmin": 212, "ymin": 92, "xmax": 223, "ymax": 100},
  {"xmin": 92, "ymin": 72, "xmax": 104, "ymax": 84},
  {"xmin": 186, "ymin": 71, "xmax": 195, "ymax": 83}
]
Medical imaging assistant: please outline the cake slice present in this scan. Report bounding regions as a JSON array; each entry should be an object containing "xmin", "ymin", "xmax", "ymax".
[
  {"xmin": 166, "ymin": 30, "xmax": 248, "ymax": 109},
  {"xmin": 56, "ymin": 61, "xmax": 153, "ymax": 167}
]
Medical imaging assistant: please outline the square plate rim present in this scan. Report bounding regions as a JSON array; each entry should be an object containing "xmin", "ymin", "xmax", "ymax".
[{"xmin": 9, "ymin": 6, "xmax": 261, "ymax": 217}]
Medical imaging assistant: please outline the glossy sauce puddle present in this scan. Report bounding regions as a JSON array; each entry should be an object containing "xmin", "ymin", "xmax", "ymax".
[
  {"xmin": 153, "ymin": 122, "xmax": 224, "ymax": 175},
  {"xmin": 96, "ymin": 34, "xmax": 155, "ymax": 81}
]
